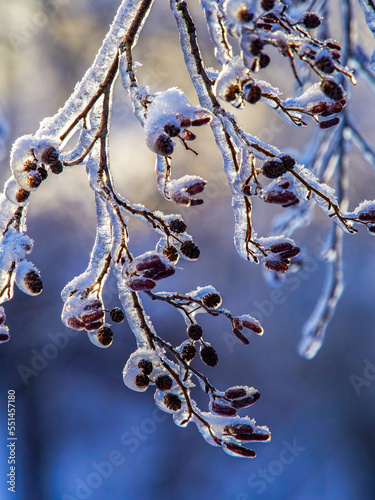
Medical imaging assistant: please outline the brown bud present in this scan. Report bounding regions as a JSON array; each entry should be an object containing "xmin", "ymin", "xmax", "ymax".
[
  {"xmin": 66, "ymin": 316, "xmax": 85, "ymax": 331},
  {"xmin": 27, "ymin": 172, "xmax": 42, "ymax": 189},
  {"xmin": 279, "ymin": 247, "xmax": 301, "ymax": 259},
  {"xmin": 230, "ymin": 392, "xmax": 261, "ymax": 409},
  {"xmin": 50, "ymin": 160, "xmax": 64, "ymax": 175},
  {"xmin": 242, "ymin": 320, "xmax": 263, "ymax": 335},
  {"xmin": 37, "ymin": 166, "xmax": 48, "ymax": 181},
  {"xmin": 264, "ymin": 258, "xmax": 289, "ymax": 273},
  {"xmin": 358, "ymin": 210, "xmax": 375, "ymax": 222},
  {"xmin": 270, "ymin": 242, "xmax": 294, "ymax": 254},
  {"xmin": 244, "ymin": 84, "xmax": 262, "ymax": 104},
  {"xmin": 181, "ymin": 129, "xmax": 196, "ymax": 141},
  {"xmin": 278, "ymin": 154, "xmax": 296, "ymax": 171},
  {"xmin": 191, "ymin": 116, "xmax": 211, "ymax": 127},
  {"xmin": 309, "ymin": 102, "xmax": 328, "ymax": 114},
  {"xmin": 225, "ymin": 387, "xmax": 247, "ymax": 400},
  {"xmin": 211, "ymin": 402, "xmax": 237, "ymax": 417},
  {"xmin": 232, "ymin": 328, "xmax": 250, "ymax": 345},
  {"xmin": 224, "ymin": 442, "xmax": 256, "ymax": 458},
  {"xmin": 319, "ymin": 117, "xmax": 340, "ymax": 129},
  {"xmin": 80, "ymin": 300, "xmax": 104, "ymax": 325},
  {"xmin": 126, "ymin": 277, "xmax": 156, "ymax": 292},
  {"xmin": 250, "ymin": 39, "xmax": 265, "ymax": 56}
]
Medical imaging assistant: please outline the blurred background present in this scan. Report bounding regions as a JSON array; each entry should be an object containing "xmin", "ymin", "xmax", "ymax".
[{"xmin": 0, "ymin": 1, "xmax": 375, "ymax": 499}]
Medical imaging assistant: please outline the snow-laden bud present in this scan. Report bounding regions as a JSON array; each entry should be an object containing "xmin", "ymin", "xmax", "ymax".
[
  {"xmin": 223, "ymin": 0, "xmax": 255, "ymax": 25},
  {"xmin": 80, "ymin": 299, "xmax": 105, "ymax": 330},
  {"xmin": 167, "ymin": 175, "xmax": 206, "ymax": 206},
  {"xmin": 15, "ymin": 260, "xmax": 43, "ymax": 296},
  {"xmin": 145, "ymin": 88, "xmax": 210, "ymax": 155},
  {"xmin": 4, "ymin": 177, "xmax": 30, "ymax": 207},
  {"xmin": 225, "ymin": 386, "xmax": 260, "ymax": 407},
  {"xmin": 126, "ymin": 251, "xmax": 175, "ymax": 282},
  {"xmin": 0, "ymin": 324, "xmax": 10, "ymax": 343},
  {"xmin": 123, "ymin": 349, "xmax": 158, "ymax": 392},
  {"xmin": 35, "ymin": 143, "xmax": 64, "ymax": 175},
  {"xmin": 62, "ymin": 294, "xmax": 104, "ymax": 331},
  {"xmin": 235, "ymin": 314, "xmax": 264, "ymax": 335},
  {"xmin": 0, "ymin": 306, "xmax": 6, "ymax": 326},
  {"xmin": 264, "ymin": 179, "xmax": 300, "ymax": 207},
  {"xmin": 354, "ymin": 201, "xmax": 375, "ymax": 222},
  {"xmin": 215, "ymin": 56, "xmax": 249, "ymax": 108}
]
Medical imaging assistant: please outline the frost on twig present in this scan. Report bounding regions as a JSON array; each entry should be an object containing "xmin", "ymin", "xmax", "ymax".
[{"xmin": 1, "ymin": 0, "xmax": 374, "ymax": 456}]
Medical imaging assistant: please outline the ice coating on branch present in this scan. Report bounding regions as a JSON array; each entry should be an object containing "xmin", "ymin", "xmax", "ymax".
[
  {"xmin": 4, "ymin": 177, "xmax": 30, "ymax": 208},
  {"xmin": 357, "ymin": 0, "xmax": 375, "ymax": 70},
  {"xmin": 15, "ymin": 260, "xmax": 43, "ymax": 296},
  {"xmin": 0, "ymin": 195, "xmax": 19, "ymax": 231}
]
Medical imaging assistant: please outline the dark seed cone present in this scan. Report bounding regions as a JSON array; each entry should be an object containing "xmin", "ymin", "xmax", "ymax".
[
  {"xmin": 154, "ymin": 134, "xmax": 174, "ymax": 156},
  {"xmin": 97, "ymin": 326, "xmax": 113, "ymax": 346},
  {"xmin": 262, "ymin": 158, "xmax": 288, "ymax": 179},
  {"xmin": 138, "ymin": 359, "xmax": 153, "ymax": 376},
  {"xmin": 302, "ymin": 12, "xmax": 321, "ymax": 29},
  {"xmin": 163, "ymin": 393, "xmax": 182, "ymax": 411},
  {"xmin": 237, "ymin": 7, "xmax": 253, "ymax": 23},
  {"xmin": 225, "ymin": 83, "xmax": 241, "ymax": 102},
  {"xmin": 109, "ymin": 307, "xmax": 125, "ymax": 323},
  {"xmin": 315, "ymin": 55, "xmax": 335, "ymax": 74},
  {"xmin": 202, "ymin": 293, "xmax": 222, "ymax": 309},
  {"xmin": 320, "ymin": 78, "xmax": 345, "ymax": 101},
  {"xmin": 155, "ymin": 374, "xmax": 173, "ymax": 391},
  {"xmin": 164, "ymin": 123, "xmax": 180, "ymax": 137},
  {"xmin": 278, "ymin": 154, "xmax": 296, "ymax": 171},
  {"xmin": 15, "ymin": 188, "xmax": 30, "ymax": 204},
  {"xmin": 24, "ymin": 270, "xmax": 43, "ymax": 294},
  {"xmin": 187, "ymin": 323, "xmax": 203, "ymax": 340},
  {"xmin": 41, "ymin": 145, "xmax": 59, "ymax": 165},
  {"xmin": 181, "ymin": 343, "xmax": 196, "ymax": 362},
  {"xmin": 169, "ymin": 219, "xmax": 187, "ymax": 233},
  {"xmin": 259, "ymin": 53, "xmax": 271, "ymax": 69},
  {"xmin": 27, "ymin": 172, "xmax": 42, "ymax": 189},
  {"xmin": 180, "ymin": 240, "xmax": 200, "ymax": 260},
  {"xmin": 50, "ymin": 160, "xmax": 64, "ymax": 175},
  {"xmin": 261, "ymin": 0, "xmax": 275, "ymax": 11},
  {"xmin": 200, "ymin": 345, "xmax": 218, "ymax": 367},
  {"xmin": 37, "ymin": 166, "xmax": 48, "ymax": 181},
  {"xmin": 135, "ymin": 373, "xmax": 149, "ymax": 389},
  {"xmin": 163, "ymin": 245, "xmax": 179, "ymax": 263},
  {"xmin": 244, "ymin": 84, "xmax": 262, "ymax": 104},
  {"xmin": 250, "ymin": 39, "xmax": 264, "ymax": 56}
]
